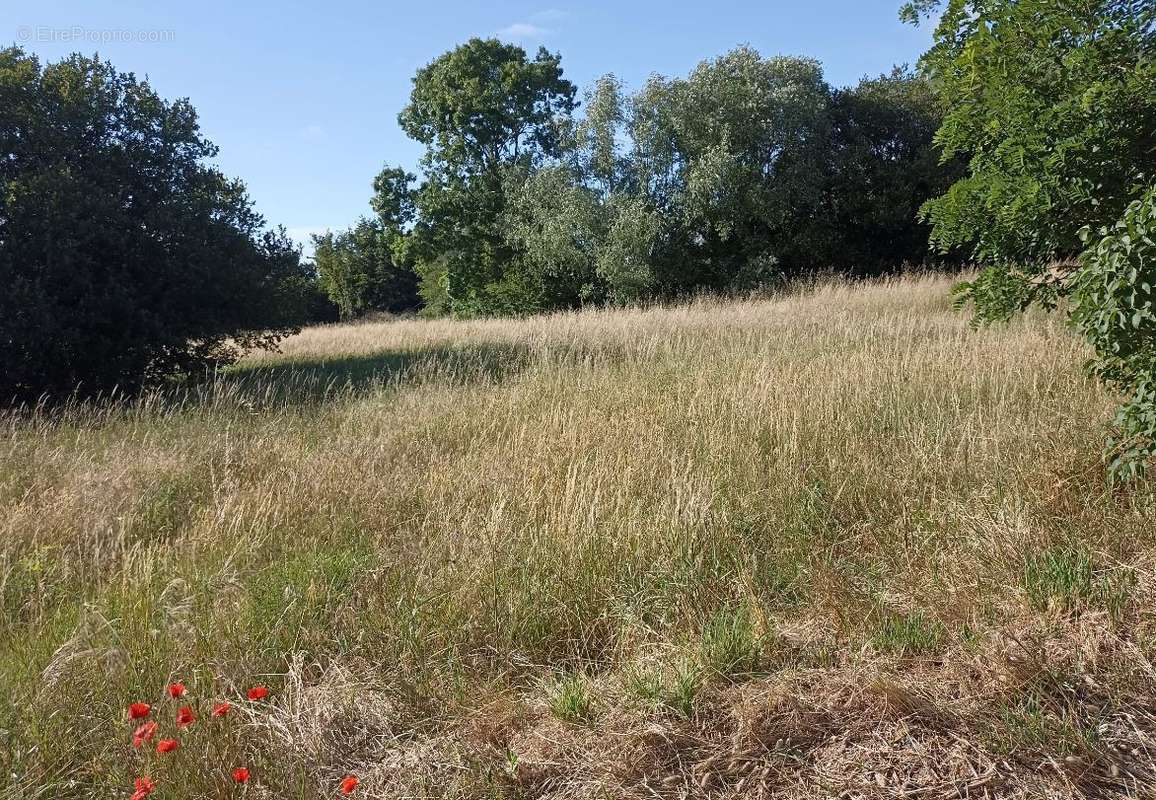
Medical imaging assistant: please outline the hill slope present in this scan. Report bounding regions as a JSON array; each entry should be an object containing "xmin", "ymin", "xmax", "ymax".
[{"xmin": 3, "ymin": 275, "xmax": 1155, "ymax": 798}]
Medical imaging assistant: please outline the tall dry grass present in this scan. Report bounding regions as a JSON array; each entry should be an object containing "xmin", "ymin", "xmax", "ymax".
[{"xmin": 3, "ymin": 274, "xmax": 1155, "ymax": 799}]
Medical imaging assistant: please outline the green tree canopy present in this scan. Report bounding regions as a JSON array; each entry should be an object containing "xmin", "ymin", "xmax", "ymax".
[
  {"xmin": 911, "ymin": 0, "xmax": 1155, "ymax": 285},
  {"xmin": 630, "ymin": 49, "xmax": 832, "ymax": 293},
  {"xmin": 502, "ymin": 49, "xmax": 959, "ymax": 308},
  {"xmin": 312, "ymin": 218, "xmax": 420, "ymax": 319},
  {"xmin": 809, "ymin": 68, "xmax": 965, "ymax": 275},
  {"xmin": 339, "ymin": 43, "xmax": 962, "ymax": 319},
  {"xmin": 0, "ymin": 47, "xmax": 310, "ymax": 402},
  {"xmin": 399, "ymin": 38, "xmax": 577, "ymax": 315}
]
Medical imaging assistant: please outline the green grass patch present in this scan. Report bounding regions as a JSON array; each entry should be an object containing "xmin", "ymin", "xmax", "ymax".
[
  {"xmin": 624, "ymin": 657, "xmax": 700, "ymax": 718},
  {"xmin": 700, "ymin": 605, "xmax": 763, "ymax": 677},
  {"xmin": 870, "ymin": 611, "xmax": 944, "ymax": 656},
  {"xmin": 986, "ymin": 693, "xmax": 1099, "ymax": 757},
  {"xmin": 549, "ymin": 672, "xmax": 595, "ymax": 723},
  {"xmin": 1023, "ymin": 547, "xmax": 1134, "ymax": 618}
]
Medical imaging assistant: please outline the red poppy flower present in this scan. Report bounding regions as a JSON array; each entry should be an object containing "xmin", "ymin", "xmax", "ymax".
[
  {"xmin": 176, "ymin": 705, "xmax": 196, "ymax": 727},
  {"xmin": 247, "ymin": 686, "xmax": 269, "ymax": 701},
  {"xmin": 132, "ymin": 720, "xmax": 159, "ymax": 748},
  {"xmin": 155, "ymin": 738, "xmax": 179, "ymax": 754},
  {"xmin": 232, "ymin": 767, "xmax": 250, "ymax": 784},
  {"xmin": 212, "ymin": 702, "xmax": 232, "ymax": 717},
  {"xmin": 131, "ymin": 776, "xmax": 156, "ymax": 800},
  {"xmin": 339, "ymin": 775, "xmax": 359, "ymax": 795},
  {"xmin": 128, "ymin": 702, "xmax": 151, "ymax": 720},
  {"xmin": 167, "ymin": 683, "xmax": 187, "ymax": 699}
]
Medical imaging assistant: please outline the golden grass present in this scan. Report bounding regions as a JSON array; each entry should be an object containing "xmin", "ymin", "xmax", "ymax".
[{"xmin": 3, "ymin": 273, "xmax": 1155, "ymax": 798}]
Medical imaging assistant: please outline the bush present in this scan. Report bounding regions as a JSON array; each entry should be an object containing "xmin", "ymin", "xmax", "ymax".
[
  {"xmin": 0, "ymin": 48, "xmax": 310, "ymax": 402},
  {"xmin": 1072, "ymin": 190, "xmax": 1156, "ymax": 479}
]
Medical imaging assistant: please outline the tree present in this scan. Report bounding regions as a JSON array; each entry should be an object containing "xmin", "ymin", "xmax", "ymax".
[
  {"xmin": 909, "ymin": 0, "xmax": 1155, "ymax": 292},
  {"xmin": 905, "ymin": 0, "xmax": 1156, "ymax": 475},
  {"xmin": 0, "ymin": 48, "xmax": 310, "ymax": 402},
  {"xmin": 367, "ymin": 41, "xmax": 968, "ymax": 317},
  {"xmin": 398, "ymin": 38, "xmax": 577, "ymax": 315},
  {"xmin": 501, "ymin": 49, "xmax": 962, "ymax": 308},
  {"xmin": 503, "ymin": 168, "xmax": 663, "ymax": 307},
  {"xmin": 629, "ymin": 48, "xmax": 832, "ymax": 294},
  {"xmin": 503, "ymin": 165, "xmax": 604, "ymax": 307},
  {"xmin": 807, "ymin": 68, "xmax": 965, "ymax": 275},
  {"xmin": 574, "ymin": 75, "xmax": 630, "ymax": 194},
  {"xmin": 312, "ymin": 219, "xmax": 420, "ymax": 319}
]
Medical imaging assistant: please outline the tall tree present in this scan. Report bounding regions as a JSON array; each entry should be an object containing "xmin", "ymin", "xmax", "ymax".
[
  {"xmin": 502, "ymin": 75, "xmax": 660, "ymax": 308},
  {"xmin": 502, "ymin": 49, "xmax": 961, "ymax": 308},
  {"xmin": 399, "ymin": 38, "xmax": 577, "ymax": 315},
  {"xmin": 629, "ymin": 48, "xmax": 832, "ymax": 293},
  {"xmin": 0, "ymin": 48, "xmax": 309, "ymax": 402},
  {"xmin": 907, "ymin": 0, "xmax": 1155, "ymax": 290}
]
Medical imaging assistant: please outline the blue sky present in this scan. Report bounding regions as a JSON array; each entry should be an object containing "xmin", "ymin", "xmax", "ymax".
[{"xmin": 9, "ymin": 1, "xmax": 934, "ymax": 253}]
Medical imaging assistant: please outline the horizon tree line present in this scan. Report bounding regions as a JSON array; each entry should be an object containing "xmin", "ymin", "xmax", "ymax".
[
  {"xmin": 315, "ymin": 41, "xmax": 964, "ymax": 319},
  {"xmin": 3, "ymin": 0, "xmax": 1154, "ymax": 481}
]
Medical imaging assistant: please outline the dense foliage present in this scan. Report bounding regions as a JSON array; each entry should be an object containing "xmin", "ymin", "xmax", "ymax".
[
  {"xmin": 816, "ymin": 69, "xmax": 965, "ymax": 275},
  {"xmin": 906, "ymin": 0, "xmax": 1156, "ymax": 475},
  {"xmin": 322, "ymin": 40, "xmax": 961, "ymax": 319},
  {"xmin": 0, "ymin": 48, "xmax": 313, "ymax": 402},
  {"xmin": 399, "ymin": 39, "xmax": 578, "ymax": 316},
  {"xmin": 312, "ymin": 167, "xmax": 420, "ymax": 319},
  {"xmin": 312, "ymin": 221, "xmax": 420, "ymax": 319},
  {"xmin": 1072, "ymin": 190, "xmax": 1156, "ymax": 478}
]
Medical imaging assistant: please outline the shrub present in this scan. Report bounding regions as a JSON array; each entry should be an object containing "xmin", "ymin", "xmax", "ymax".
[
  {"xmin": 1072, "ymin": 190, "xmax": 1156, "ymax": 479},
  {"xmin": 0, "ymin": 48, "xmax": 310, "ymax": 402}
]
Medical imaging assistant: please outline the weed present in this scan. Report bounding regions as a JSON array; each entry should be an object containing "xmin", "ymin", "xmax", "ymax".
[
  {"xmin": 987, "ymin": 693, "xmax": 1099, "ymax": 757},
  {"xmin": 700, "ymin": 605, "xmax": 763, "ymax": 677},
  {"xmin": 624, "ymin": 657, "xmax": 701, "ymax": 718}
]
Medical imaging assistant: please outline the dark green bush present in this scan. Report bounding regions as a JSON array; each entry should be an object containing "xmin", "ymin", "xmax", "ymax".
[{"xmin": 0, "ymin": 48, "xmax": 311, "ymax": 402}]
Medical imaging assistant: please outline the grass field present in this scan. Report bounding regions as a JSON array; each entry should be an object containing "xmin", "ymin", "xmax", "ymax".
[{"xmin": 3, "ymin": 274, "xmax": 1156, "ymax": 799}]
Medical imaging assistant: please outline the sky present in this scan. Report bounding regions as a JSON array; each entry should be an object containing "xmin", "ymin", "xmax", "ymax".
[{"xmin": 8, "ymin": 1, "xmax": 936, "ymax": 254}]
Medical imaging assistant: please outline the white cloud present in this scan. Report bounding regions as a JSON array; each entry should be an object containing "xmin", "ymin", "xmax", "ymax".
[
  {"xmin": 497, "ymin": 9, "xmax": 569, "ymax": 41},
  {"xmin": 497, "ymin": 22, "xmax": 551, "ymax": 41},
  {"xmin": 531, "ymin": 8, "xmax": 569, "ymax": 22}
]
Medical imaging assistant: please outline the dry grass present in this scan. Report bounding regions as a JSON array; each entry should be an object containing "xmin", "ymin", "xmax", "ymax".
[{"xmin": 3, "ymin": 273, "xmax": 1156, "ymax": 799}]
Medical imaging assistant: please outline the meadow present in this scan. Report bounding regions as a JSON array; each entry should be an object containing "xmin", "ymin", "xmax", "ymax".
[{"xmin": 3, "ymin": 274, "xmax": 1155, "ymax": 799}]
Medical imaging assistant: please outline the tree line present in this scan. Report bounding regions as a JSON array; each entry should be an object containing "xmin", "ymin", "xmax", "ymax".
[
  {"xmin": 316, "ymin": 42, "xmax": 962, "ymax": 319},
  {"xmin": 3, "ymin": 0, "xmax": 1154, "ymax": 479}
]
